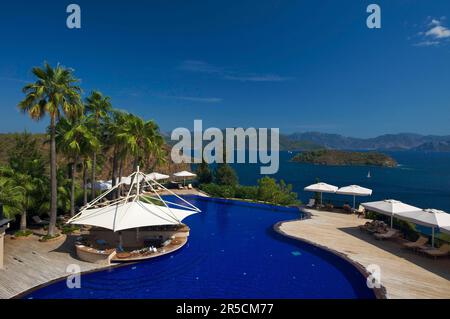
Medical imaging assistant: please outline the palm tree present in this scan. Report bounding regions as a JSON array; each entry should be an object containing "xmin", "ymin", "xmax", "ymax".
[
  {"xmin": 18, "ymin": 62, "xmax": 82, "ymax": 236},
  {"xmin": 116, "ymin": 113, "xmax": 165, "ymax": 171},
  {"xmin": 0, "ymin": 176, "xmax": 24, "ymax": 220},
  {"xmin": 85, "ymin": 91, "xmax": 112, "ymax": 200},
  {"xmin": 0, "ymin": 167, "xmax": 46, "ymax": 230},
  {"xmin": 55, "ymin": 117, "xmax": 99, "ymax": 216},
  {"xmin": 104, "ymin": 110, "xmax": 129, "ymax": 198}
]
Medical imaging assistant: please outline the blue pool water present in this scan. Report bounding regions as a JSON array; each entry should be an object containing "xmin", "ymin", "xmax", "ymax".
[{"xmin": 24, "ymin": 196, "xmax": 375, "ymax": 299}]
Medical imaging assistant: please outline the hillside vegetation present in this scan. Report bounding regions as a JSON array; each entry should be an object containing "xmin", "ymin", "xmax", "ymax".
[{"xmin": 291, "ymin": 149, "xmax": 397, "ymax": 167}]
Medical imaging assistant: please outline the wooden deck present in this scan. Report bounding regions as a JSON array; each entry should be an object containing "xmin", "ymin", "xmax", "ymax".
[
  {"xmin": 278, "ymin": 208, "xmax": 450, "ymax": 299},
  {"xmin": 0, "ymin": 234, "xmax": 109, "ymax": 299}
]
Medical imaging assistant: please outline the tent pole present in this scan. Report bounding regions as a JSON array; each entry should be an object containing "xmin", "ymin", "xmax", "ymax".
[
  {"xmin": 136, "ymin": 166, "xmax": 140, "ymax": 195},
  {"xmin": 391, "ymin": 215, "xmax": 394, "ymax": 229},
  {"xmin": 320, "ymin": 192, "xmax": 323, "ymax": 205},
  {"xmin": 353, "ymin": 195, "xmax": 356, "ymax": 209}
]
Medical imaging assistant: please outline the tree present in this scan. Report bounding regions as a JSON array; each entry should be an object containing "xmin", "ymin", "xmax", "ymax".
[
  {"xmin": 18, "ymin": 62, "xmax": 82, "ymax": 236},
  {"xmin": 215, "ymin": 163, "xmax": 238, "ymax": 186},
  {"xmin": 104, "ymin": 110, "xmax": 129, "ymax": 198},
  {"xmin": 55, "ymin": 117, "xmax": 99, "ymax": 216},
  {"xmin": 0, "ymin": 174, "xmax": 24, "ymax": 220},
  {"xmin": 196, "ymin": 158, "xmax": 213, "ymax": 184},
  {"xmin": 257, "ymin": 176, "xmax": 299, "ymax": 206},
  {"xmin": 85, "ymin": 91, "xmax": 111, "ymax": 200},
  {"xmin": 116, "ymin": 113, "xmax": 164, "ymax": 170},
  {"xmin": 8, "ymin": 131, "xmax": 46, "ymax": 176},
  {"xmin": 0, "ymin": 167, "xmax": 47, "ymax": 230}
]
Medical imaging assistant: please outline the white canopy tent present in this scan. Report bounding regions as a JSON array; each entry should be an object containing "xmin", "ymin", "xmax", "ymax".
[
  {"xmin": 337, "ymin": 185, "xmax": 372, "ymax": 208},
  {"xmin": 69, "ymin": 201, "xmax": 198, "ymax": 232},
  {"xmin": 396, "ymin": 209, "xmax": 450, "ymax": 247},
  {"xmin": 173, "ymin": 170, "xmax": 197, "ymax": 186},
  {"xmin": 304, "ymin": 182, "xmax": 338, "ymax": 205},
  {"xmin": 68, "ymin": 167, "xmax": 201, "ymax": 233},
  {"xmin": 361, "ymin": 199, "xmax": 420, "ymax": 228}
]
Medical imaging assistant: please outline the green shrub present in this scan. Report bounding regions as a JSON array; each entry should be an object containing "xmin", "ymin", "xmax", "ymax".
[
  {"xmin": 234, "ymin": 185, "xmax": 258, "ymax": 200},
  {"xmin": 200, "ymin": 177, "xmax": 300, "ymax": 207},
  {"xmin": 199, "ymin": 183, "xmax": 236, "ymax": 198},
  {"xmin": 14, "ymin": 229, "xmax": 33, "ymax": 237},
  {"xmin": 61, "ymin": 224, "xmax": 81, "ymax": 234},
  {"xmin": 40, "ymin": 233, "xmax": 61, "ymax": 241}
]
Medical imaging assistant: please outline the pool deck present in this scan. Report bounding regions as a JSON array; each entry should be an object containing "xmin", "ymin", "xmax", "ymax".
[
  {"xmin": 0, "ymin": 188, "xmax": 206, "ymax": 299},
  {"xmin": 278, "ymin": 208, "xmax": 450, "ymax": 299},
  {"xmin": 0, "ymin": 234, "xmax": 108, "ymax": 299}
]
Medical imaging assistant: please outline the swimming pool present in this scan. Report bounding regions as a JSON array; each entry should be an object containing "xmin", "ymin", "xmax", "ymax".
[{"xmin": 24, "ymin": 196, "xmax": 375, "ymax": 299}]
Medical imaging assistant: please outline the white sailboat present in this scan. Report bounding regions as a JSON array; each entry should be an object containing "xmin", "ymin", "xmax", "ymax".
[{"xmin": 367, "ymin": 171, "xmax": 371, "ymax": 178}]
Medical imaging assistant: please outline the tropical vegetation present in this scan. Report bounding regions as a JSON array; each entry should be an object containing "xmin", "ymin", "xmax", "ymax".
[
  {"xmin": 197, "ymin": 162, "xmax": 299, "ymax": 206},
  {"xmin": 0, "ymin": 62, "xmax": 167, "ymax": 238}
]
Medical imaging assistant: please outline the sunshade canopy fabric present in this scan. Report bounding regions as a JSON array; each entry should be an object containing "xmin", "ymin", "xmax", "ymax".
[
  {"xmin": 173, "ymin": 171, "xmax": 197, "ymax": 178},
  {"xmin": 304, "ymin": 182, "xmax": 338, "ymax": 193},
  {"xmin": 70, "ymin": 200, "xmax": 198, "ymax": 232},
  {"xmin": 336, "ymin": 185, "xmax": 372, "ymax": 196},
  {"xmin": 396, "ymin": 209, "xmax": 450, "ymax": 229},
  {"xmin": 361, "ymin": 200, "xmax": 420, "ymax": 217}
]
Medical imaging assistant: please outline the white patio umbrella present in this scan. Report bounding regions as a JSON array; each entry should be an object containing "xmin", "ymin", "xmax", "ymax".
[
  {"xmin": 441, "ymin": 226, "xmax": 450, "ymax": 235},
  {"xmin": 361, "ymin": 199, "xmax": 420, "ymax": 228},
  {"xmin": 337, "ymin": 185, "xmax": 372, "ymax": 208},
  {"xmin": 396, "ymin": 209, "xmax": 450, "ymax": 247},
  {"xmin": 146, "ymin": 172, "xmax": 170, "ymax": 181},
  {"xmin": 106, "ymin": 176, "xmax": 133, "ymax": 185},
  {"xmin": 87, "ymin": 180, "xmax": 112, "ymax": 191},
  {"xmin": 173, "ymin": 171, "xmax": 197, "ymax": 186},
  {"xmin": 304, "ymin": 182, "xmax": 338, "ymax": 205}
]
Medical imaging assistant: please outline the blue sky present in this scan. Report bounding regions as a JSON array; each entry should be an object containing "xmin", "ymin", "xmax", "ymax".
[{"xmin": 0, "ymin": 0, "xmax": 450, "ymax": 137}]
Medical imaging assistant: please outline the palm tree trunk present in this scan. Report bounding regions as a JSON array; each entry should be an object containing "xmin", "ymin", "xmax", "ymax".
[
  {"xmin": 48, "ymin": 116, "xmax": 57, "ymax": 236},
  {"xmin": 91, "ymin": 152, "xmax": 96, "ymax": 200},
  {"xmin": 111, "ymin": 150, "xmax": 118, "ymax": 199},
  {"xmin": 83, "ymin": 161, "xmax": 88, "ymax": 205},
  {"xmin": 20, "ymin": 211, "xmax": 27, "ymax": 231},
  {"xmin": 133, "ymin": 156, "xmax": 139, "ymax": 171},
  {"xmin": 70, "ymin": 159, "xmax": 77, "ymax": 216},
  {"xmin": 118, "ymin": 158, "xmax": 124, "ymax": 197}
]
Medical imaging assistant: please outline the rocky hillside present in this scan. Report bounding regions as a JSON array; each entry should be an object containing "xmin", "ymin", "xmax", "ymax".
[{"xmin": 291, "ymin": 150, "xmax": 397, "ymax": 167}]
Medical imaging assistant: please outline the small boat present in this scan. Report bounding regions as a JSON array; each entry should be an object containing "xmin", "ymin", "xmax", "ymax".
[{"xmin": 367, "ymin": 171, "xmax": 371, "ymax": 178}]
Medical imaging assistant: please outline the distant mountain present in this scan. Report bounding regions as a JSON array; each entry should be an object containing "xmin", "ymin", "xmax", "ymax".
[
  {"xmin": 163, "ymin": 130, "xmax": 450, "ymax": 152},
  {"xmin": 413, "ymin": 141, "xmax": 450, "ymax": 152},
  {"xmin": 284, "ymin": 132, "xmax": 450, "ymax": 151}
]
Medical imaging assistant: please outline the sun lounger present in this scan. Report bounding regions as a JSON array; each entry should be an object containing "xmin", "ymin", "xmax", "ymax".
[
  {"xmin": 419, "ymin": 244, "xmax": 450, "ymax": 259},
  {"xmin": 32, "ymin": 215, "xmax": 49, "ymax": 226},
  {"xmin": 188, "ymin": 183, "xmax": 193, "ymax": 189},
  {"xmin": 178, "ymin": 184, "xmax": 183, "ymax": 189},
  {"xmin": 374, "ymin": 229, "xmax": 400, "ymax": 240},
  {"xmin": 402, "ymin": 236, "xmax": 428, "ymax": 251},
  {"xmin": 353, "ymin": 205, "xmax": 366, "ymax": 218},
  {"xmin": 306, "ymin": 199, "xmax": 315, "ymax": 208}
]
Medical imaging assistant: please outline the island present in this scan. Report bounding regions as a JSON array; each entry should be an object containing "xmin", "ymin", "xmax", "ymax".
[{"xmin": 291, "ymin": 150, "xmax": 397, "ymax": 167}]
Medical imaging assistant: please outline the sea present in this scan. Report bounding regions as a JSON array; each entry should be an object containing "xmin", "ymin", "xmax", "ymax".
[{"xmin": 228, "ymin": 151, "xmax": 450, "ymax": 213}]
